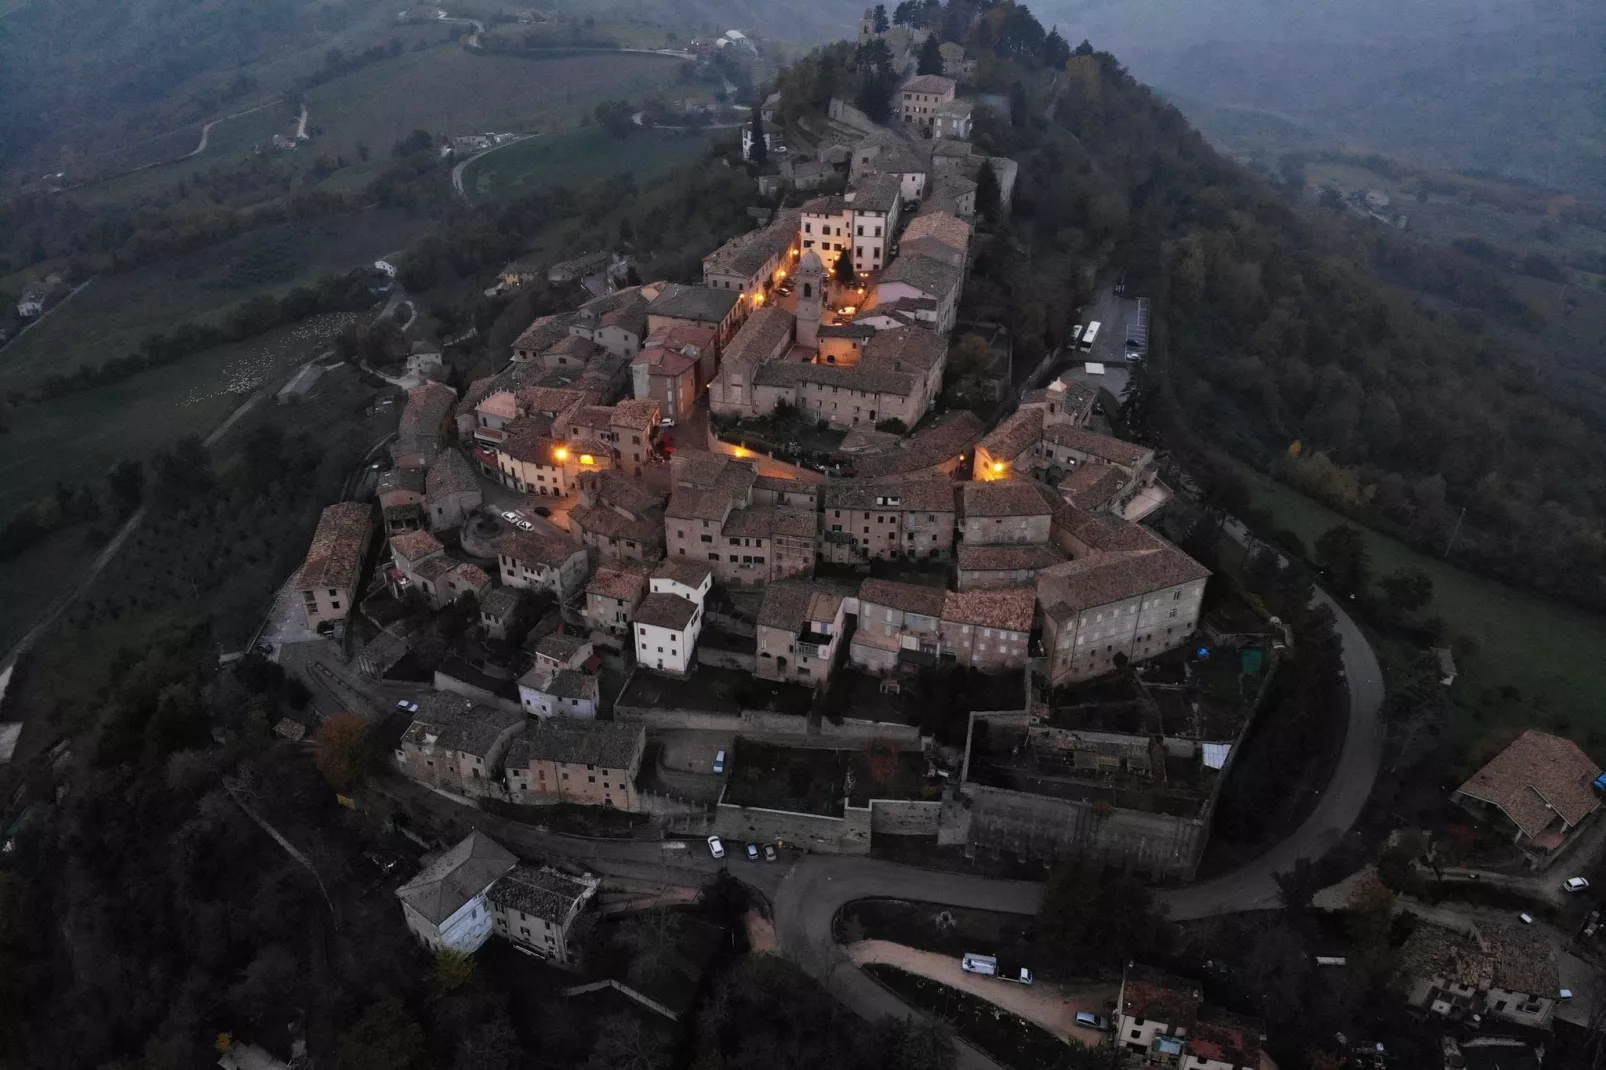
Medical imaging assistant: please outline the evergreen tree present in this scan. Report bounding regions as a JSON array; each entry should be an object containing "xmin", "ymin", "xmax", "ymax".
[
  {"xmin": 872, "ymin": 3, "xmax": 889, "ymax": 32},
  {"xmin": 917, "ymin": 33, "xmax": 944, "ymax": 76},
  {"xmin": 747, "ymin": 107, "xmax": 767, "ymax": 164},
  {"xmin": 975, "ymin": 158, "xmax": 1001, "ymax": 222}
]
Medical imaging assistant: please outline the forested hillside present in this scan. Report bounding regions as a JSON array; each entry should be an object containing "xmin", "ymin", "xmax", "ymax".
[{"xmin": 933, "ymin": 27, "xmax": 1606, "ymax": 610}]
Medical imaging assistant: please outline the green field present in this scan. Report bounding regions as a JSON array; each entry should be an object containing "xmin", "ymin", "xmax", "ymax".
[
  {"xmin": 0, "ymin": 212, "xmax": 423, "ymax": 393},
  {"xmin": 307, "ymin": 44, "xmax": 690, "ymax": 160},
  {"xmin": 463, "ymin": 125, "xmax": 721, "ymax": 201},
  {"xmin": 1243, "ymin": 469, "xmax": 1606, "ymax": 735},
  {"xmin": 71, "ymin": 101, "xmax": 301, "ymax": 207},
  {"xmin": 0, "ymin": 310, "xmax": 356, "ymax": 518}
]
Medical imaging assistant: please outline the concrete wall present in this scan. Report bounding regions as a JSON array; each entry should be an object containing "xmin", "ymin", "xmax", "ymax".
[
  {"xmin": 697, "ymin": 646, "xmax": 757, "ymax": 673},
  {"xmin": 433, "ymin": 670, "xmax": 523, "ymax": 716},
  {"xmin": 868, "ymin": 798, "xmax": 942, "ymax": 836},
  {"xmin": 714, "ymin": 799, "xmax": 872, "ymax": 854},
  {"xmin": 613, "ymin": 704, "xmax": 922, "ymax": 745},
  {"xmin": 961, "ymin": 781, "xmax": 1208, "ymax": 881}
]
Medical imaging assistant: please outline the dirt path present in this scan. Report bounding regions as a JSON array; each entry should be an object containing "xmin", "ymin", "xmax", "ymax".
[
  {"xmin": 185, "ymin": 98, "xmax": 283, "ymax": 159},
  {"xmin": 846, "ymin": 939, "xmax": 1115, "ymax": 1048}
]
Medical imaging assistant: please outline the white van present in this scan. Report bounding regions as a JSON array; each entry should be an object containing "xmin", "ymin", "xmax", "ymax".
[
  {"xmin": 961, "ymin": 953, "xmax": 998, "ymax": 976},
  {"xmin": 713, "ymin": 749, "xmax": 727, "ymax": 774}
]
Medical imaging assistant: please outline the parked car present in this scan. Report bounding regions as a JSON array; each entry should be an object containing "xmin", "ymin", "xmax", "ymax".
[
  {"xmin": 1519, "ymin": 912, "xmax": 1536, "ymax": 924},
  {"xmin": 501, "ymin": 510, "xmax": 520, "ymax": 523},
  {"xmin": 1074, "ymin": 1012, "xmax": 1110, "ymax": 1031},
  {"xmin": 707, "ymin": 835, "xmax": 725, "ymax": 859},
  {"xmin": 763, "ymin": 844, "xmax": 778, "ymax": 862},
  {"xmin": 1564, "ymin": 877, "xmax": 1591, "ymax": 892},
  {"xmin": 745, "ymin": 843, "xmax": 760, "ymax": 862},
  {"xmin": 713, "ymin": 749, "xmax": 726, "ymax": 774},
  {"xmin": 515, "ymin": 519, "xmax": 535, "ymax": 531},
  {"xmin": 396, "ymin": 699, "xmax": 419, "ymax": 713},
  {"xmin": 660, "ymin": 417, "xmax": 677, "ymax": 429},
  {"xmin": 533, "ymin": 506, "xmax": 551, "ymax": 517}
]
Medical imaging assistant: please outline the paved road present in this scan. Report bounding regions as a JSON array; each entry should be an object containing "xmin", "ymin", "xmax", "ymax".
[{"xmin": 451, "ymin": 133, "xmax": 538, "ymax": 198}]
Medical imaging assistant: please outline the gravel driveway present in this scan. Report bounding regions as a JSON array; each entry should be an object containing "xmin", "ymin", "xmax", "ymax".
[{"xmin": 846, "ymin": 939, "xmax": 1116, "ymax": 1048}]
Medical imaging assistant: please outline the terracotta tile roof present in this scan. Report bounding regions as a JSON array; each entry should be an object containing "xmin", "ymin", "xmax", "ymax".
[
  {"xmin": 510, "ymin": 718, "xmax": 643, "ymax": 771},
  {"xmin": 961, "ymin": 479, "xmax": 1052, "ymax": 518},
  {"xmin": 957, "ymin": 543, "xmax": 1065, "ymax": 572},
  {"xmin": 542, "ymin": 333, "xmax": 595, "ymax": 363},
  {"xmin": 642, "ymin": 323, "xmax": 717, "ymax": 353},
  {"xmin": 941, "ymin": 587, "xmax": 1035, "ymax": 633},
  {"xmin": 652, "ymin": 559, "xmax": 713, "ymax": 590},
  {"xmin": 724, "ymin": 505, "xmax": 817, "ymax": 539},
  {"xmin": 861, "ymin": 325, "xmax": 947, "ymax": 375},
  {"xmin": 1041, "ymin": 425, "xmax": 1152, "ymax": 468},
  {"xmin": 590, "ymin": 471, "xmax": 663, "ymax": 514},
  {"xmin": 403, "ymin": 693, "xmax": 524, "ymax": 759},
  {"xmin": 634, "ymin": 591, "xmax": 699, "ymax": 630},
  {"xmin": 609, "ymin": 398, "xmax": 661, "ymax": 431},
  {"xmin": 851, "ymin": 411, "xmax": 983, "ymax": 479},
  {"xmin": 673, "ymin": 450, "xmax": 757, "ymax": 492},
  {"xmin": 449, "ymin": 561, "xmax": 490, "ymax": 590},
  {"xmin": 850, "ymin": 172, "xmax": 902, "ymax": 213},
  {"xmin": 1400, "ymin": 920, "xmax": 1558, "ymax": 997},
  {"xmin": 485, "ymin": 865, "xmax": 595, "ymax": 925},
  {"xmin": 667, "ymin": 487, "xmax": 735, "ymax": 523},
  {"xmin": 722, "ymin": 306, "xmax": 796, "ymax": 368},
  {"xmin": 518, "ymin": 386, "xmax": 592, "ymax": 417},
  {"xmin": 859, "ymin": 577, "xmax": 946, "ymax": 618},
  {"xmin": 1482, "ymin": 922, "xmax": 1560, "ymax": 995},
  {"xmin": 1185, "ymin": 1011, "xmax": 1266, "ymax": 1069},
  {"xmin": 979, "ymin": 408, "xmax": 1044, "ymax": 462},
  {"xmin": 378, "ymin": 467, "xmax": 426, "ymax": 496},
  {"xmin": 297, "ymin": 502, "xmax": 373, "ymax": 591},
  {"xmin": 759, "ymin": 359, "xmax": 915, "ymax": 397},
  {"xmin": 513, "ymin": 312, "xmax": 579, "ymax": 352},
  {"xmin": 900, "ymin": 236, "xmax": 965, "ymax": 269},
  {"xmin": 648, "ymin": 283, "xmax": 740, "ymax": 324},
  {"xmin": 1037, "ymin": 541, "xmax": 1210, "ymax": 614},
  {"xmin": 1120, "ymin": 963, "xmax": 1201, "ymax": 1027},
  {"xmin": 703, "ymin": 211, "xmax": 799, "ymax": 279},
  {"xmin": 398, "ymin": 383, "xmax": 457, "ymax": 444},
  {"xmin": 1060, "ymin": 464, "xmax": 1129, "ymax": 511},
  {"xmin": 823, "ymin": 478, "xmax": 956, "ymax": 513},
  {"xmin": 480, "ymin": 587, "xmax": 519, "ymax": 618},
  {"xmin": 396, "ymin": 831, "xmax": 517, "ymax": 925},
  {"xmin": 499, "ymin": 418, "xmax": 561, "ymax": 466},
  {"xmin": 1455, "ymin": 730, "xmax": 1602, "ymax": 839},
  {"xmin": 588, "ymin": 563, "xmax": 652, "ymax": 602},
  {"xmin": 801, "ymin": 194, "xmax": 848, "ymax": 215},
  {"xmin": 901, "ymin": 211, "xmax": 971, "ymax": 253},
  {"xmin": 903, "ymin": 74, "xmax": 956, "ymax": 95},
  {"xmin": 496, "ymin": 530, "xmax": 583, "ymax": 569},
  {"xmin": 534, "ymin": 632, "xmax": 588, "ymax": 664},
  {"xmin": 426, "ymin": 450, "xmax": 479, "ymax": 498},
  {"xmin": 570, "ymin": 502, "xmax": 661, "ymax": 544},
  {"xmin": 758, "ymin": 581, "xmax": 846, "ymax": 632},
  {"xmin": 880, "ymin": 253, "xmax": 961, "ymax": 300}
]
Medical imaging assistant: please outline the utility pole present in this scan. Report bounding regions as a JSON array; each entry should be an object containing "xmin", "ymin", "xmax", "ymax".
[{"xmin": 1443, "ymin": 506, "xmax": 1466, "ymax": 560}]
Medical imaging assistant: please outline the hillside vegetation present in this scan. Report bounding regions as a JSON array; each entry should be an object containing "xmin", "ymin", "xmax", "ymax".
[{"xmin": 1021, "ymin": 57, "xmax": 1606, "ymax": 611}]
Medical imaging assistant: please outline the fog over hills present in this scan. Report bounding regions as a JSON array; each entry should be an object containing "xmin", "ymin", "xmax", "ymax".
[{"xmin": 1036, "ymin": 0, "xmax": 1605, "ymax": 193}]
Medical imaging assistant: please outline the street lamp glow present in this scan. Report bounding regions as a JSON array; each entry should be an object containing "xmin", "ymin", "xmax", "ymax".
[{"xmin": 553, "ymin": 447, "xmax": 569, "ymax": 461}]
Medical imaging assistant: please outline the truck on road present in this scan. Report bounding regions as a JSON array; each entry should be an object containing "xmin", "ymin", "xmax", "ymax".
[{"xmin": 960, "ymin": 953, "xmax": 1033, "ymax": 984}]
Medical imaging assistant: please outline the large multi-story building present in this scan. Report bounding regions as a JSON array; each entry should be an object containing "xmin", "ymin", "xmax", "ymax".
[
  {"xmin": 504, "ymin": 718, "xmax": 647, "ymax": 811},
  {"xmin": 495, "ymin": 530, "xmax": 591, "ymax": 601},
  {"xmin": 664, "ymin": 478, "xmax": 817, "ymax": 588},
  {"xmin": 899, "ymin": 74, "xmax": 957, "ymax": 131},
  {"xmin": 800, "ymin": 173, "xmax": 903, "ymax": 277},
  {"xmin": 820, "ymin": 479, "xmax": 957, "ymax": 563},
  {"xmin": 584, "ymin": 562, "xmax": 652, "ymax": 640},
  {"xmin": 958, "ymin": 480, "xmax": 1053, "ymax": 546},
  {"xmin": 394, "ymin": 693, "xmax": 526, "ymax": 797},
  {"xmin": 937, "ymin": 587, "xmax": 1035, "ymax": 671},
  {"xmin": 631, "ymin": 560, "xmax": 712, "ymax": 676},
  {"xmin": 294, "ymin": 502, "xmax": 373, "ymax": 631},
  {"xmin": 1036, "ymin": 527, "xmax": 1210, "ymax": 684},
  {"xmin": 848, "ymin": 578, "xmax": 948, "ymax": 673},
  {"xmin": 702, "ymin": 210, "xmax": 800, "ymax": 299}
]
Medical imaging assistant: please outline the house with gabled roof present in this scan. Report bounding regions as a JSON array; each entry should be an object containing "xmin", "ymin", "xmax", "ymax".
[
  {"xmin": 294, "ymin": 502, "xmax": 373, "ymax": 631},
  {"xmin": 487, "ymin": 864, "xmax": 600, "ymax": 966},
  {"xmin": 1451, "ymin": 730, "xmax": 1602, "ymax": 862},
  {"xmin": 395, "ymin": 830, "xmax": 517, "ymax": 953},
  {"xmin": 1116, "ymin": 962, "xmax": 1202, "ymax": 1062}
]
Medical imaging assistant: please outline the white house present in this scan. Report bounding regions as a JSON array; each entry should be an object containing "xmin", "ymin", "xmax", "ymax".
[
  {"xmin": 630, "ymin": 559, "xmax": 711, "ymax": 676},
  {"xmin": 395, "ymin": 831, "xmax": 518, "ymax": 953},
  {"xmin": 517, "ymin": 666, "xmax": 601, "ymax": 719}
]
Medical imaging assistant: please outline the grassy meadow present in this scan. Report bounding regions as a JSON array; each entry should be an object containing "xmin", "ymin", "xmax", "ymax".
[
  {"xmin": 463, "ymin": 125, "xmax": 722, "ymax": 201},
  {"xmin": 1241, "ymin": 469, "xmax": 1606, "ymax": 739}
]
